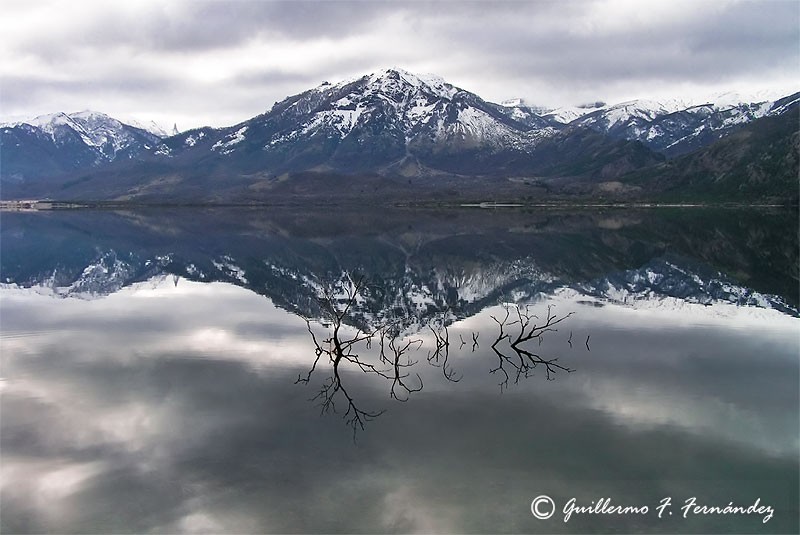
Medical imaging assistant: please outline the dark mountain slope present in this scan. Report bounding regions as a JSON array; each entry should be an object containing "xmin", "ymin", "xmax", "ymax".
[
  {"xmin": 0, "ymin": 111, "xmax": 165, "ymax": 184},
  {"xmin": 623, "ymin": 103, "xmax": 799, "ymax": 203}
]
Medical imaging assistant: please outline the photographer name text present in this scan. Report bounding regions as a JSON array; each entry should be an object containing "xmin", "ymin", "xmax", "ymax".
[{"xmin": 531, "ymin": 495, "xmax": 774, "ymax": 524}]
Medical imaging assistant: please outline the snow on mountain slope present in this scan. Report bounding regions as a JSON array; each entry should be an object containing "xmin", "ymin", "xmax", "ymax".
[
  {"xmin": 575, "ymin": 98, "xmax": 696, "ymax": 129},
  {"xmin": 573, "ymin": 255, "xmax": 796, "ymax": 316},
  {"xmin": 568, "ymin": 93, "xmax": 798, "ymax": 156},
  {"xmin": 69, "ymin": 111, "xmax": 164, "ymax": 157},
  {"xmin": 4, "ymin": 111, "xmax": 164, "ymax": 153},
  {"xmin": 262, "ymin": 68, "xmax": 555, "ymax": 149},
  {"xmin": 119, "ymin": 116, "xmax": 171, "ymax": 138},
  {"xmin": 149, "ymin": 67, "xmax": 589, "ymax": 179},
  {"xmin": 542, "ymin": 105, "xmax": 601, "ymax": 124},
  {"xmin": 497, "ymin": 89, "xmax": 797, "ymax": 157},
  {"xmin": 765, "ymin": 91, "xmax": 800, "ymax": 116},
  {"xmin": 0, "ymin": 110, "xmax": 170, "ymax": 181}
]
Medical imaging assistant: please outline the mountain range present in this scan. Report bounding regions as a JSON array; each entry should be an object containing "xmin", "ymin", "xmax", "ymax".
[
  {"xmin": 1, "ymin": 68, "xmax": 797, "ymax": 203},
  {"xmin": 2, "ymin": 208, "xmax": 796, "ymax": 336},
  {"xmin": 504, "ymin": 92, "xmax": 798, "ymax": 157}
]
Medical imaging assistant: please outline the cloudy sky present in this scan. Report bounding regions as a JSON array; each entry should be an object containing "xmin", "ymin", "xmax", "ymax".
[{"xmin": 1, "ymin": 0, "xmax": 798, "ymax": 130}]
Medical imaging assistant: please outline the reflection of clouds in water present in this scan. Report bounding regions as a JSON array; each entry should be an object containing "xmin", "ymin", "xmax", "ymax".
[
  {"xmin": 1, "ymin": 279, "xmax": 313, "ymax": 370},
  {"xmin": 1, "ymin": 278, "xmax": 798, "ymax": 532},
  {"xmin": 567, "ymin": 376, "xmax": 798, "ymax": 457},
  {"xmin": 381, "ymin": 484, "xmax": 461, "ymax": 533},
  {"xmin": 1, "ymin": 459, "xmax": 108, "ymax": 532},
  {"xmin": 452, "ymin": 301, "xmax": 799, "ymax": 458},
  {"xmin": 2, "ymin": 458, "xmax": 107, "ymax": 504}
]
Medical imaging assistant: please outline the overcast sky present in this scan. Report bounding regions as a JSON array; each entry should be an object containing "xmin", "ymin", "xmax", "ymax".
[{"xmin": 1, "ymin": 0, "xmax": 798, "ymax": 130}]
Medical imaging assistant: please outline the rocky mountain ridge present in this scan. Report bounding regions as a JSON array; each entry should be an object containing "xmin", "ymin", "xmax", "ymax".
[
  {"xmin": 501, "ymin": 91, "xmax": 799, "ymax": 157},
  {"xmin": 0, "ymin": 111, "xmax": 167, "ymax": 182},
  {"xmin": 1, "ymin": 69, "xmax": 796, "ymax": 202}
]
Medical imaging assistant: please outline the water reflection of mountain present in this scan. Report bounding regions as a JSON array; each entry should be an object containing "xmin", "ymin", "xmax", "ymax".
[{"xmin": 1, "ymin": 208, "xmax": 797, "ymax": 324}]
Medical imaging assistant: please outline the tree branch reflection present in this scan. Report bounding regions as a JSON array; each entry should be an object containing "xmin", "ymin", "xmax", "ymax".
[
  {"xmin": 297, "ymin": 274, "xmax": 582, "ymax": 434},
  {"xmin": 295, "ymin": 275, "xmax": 390, "ymax": 435},
  {"xmin": 490, "ymin": 305, "xmax": 575, "ymax": 389},
  {"xmin": 427, "ymin": 315, "xmax": 462, "ymax": 382}
]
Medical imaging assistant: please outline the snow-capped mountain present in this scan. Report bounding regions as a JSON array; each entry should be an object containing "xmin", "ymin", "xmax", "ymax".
[
  {"xmin": 498, "ymin": 98, "xmax": 554, "ymax": 125},
  {"xmin": 0, "ymin": 69, "xmax": 796, "ymax": 202},
  {"xmin": 156, "ymin": 68, "xmax": 653, "ymax": 180},
  {"xmin": 562, "ymin": 93, "xmax": 799, "ymax": 156},
  {"xmin": 570, "ymin": 98, "xmax": 696, "ymax": 129},
  {"xmin": 542, "ymin": 102, "xmax": 607, "ymax": 124},
  {"xmin": 499, "ymin": 99, "xmax": 692, "ymax": 128},
  {"xmin": 499, "ymin": 100, "xmax": 607, "ymax": 126},
  {"xmin": 262, "ymin": 68, "xmax": 554, "ymax": 150},
  {"xmin": 118, "ymin": 116, "xmax": 172, "ymax": 138},
  {"xmin": 500, "ymin": 91, "xmax": 799, "ymax": 157},
  {"xmin": 0, "ymin": 111, "xmax": 167, "ymax": 182},
  {"xmin": 161, "ymin": 68, "xmax": 559, "ymax": 175}
]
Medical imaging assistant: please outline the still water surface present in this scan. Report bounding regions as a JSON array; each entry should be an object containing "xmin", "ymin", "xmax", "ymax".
[{"xmin": 1, "ymin": 207, "xmax": 798, "ymax": 533}]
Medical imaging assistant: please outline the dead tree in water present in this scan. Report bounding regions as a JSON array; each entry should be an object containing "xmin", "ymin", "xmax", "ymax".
[
  {"xmin": 489, "ymin": 304, "xmax": 575, "ymax": 390},
  {"xmin": 296, "ymin": 274, "xmax": 423, "ymax": 435},
  {"xmin": 427, "ymin": 315, "xmax": 461, "ymax": 382},
  {"xmin": 297, "ymin": 274, "xmax": 580, "ymax": 433},
  {"xmin": 379, "ymin": 332, "xmax": 423, "ymax": 401}
]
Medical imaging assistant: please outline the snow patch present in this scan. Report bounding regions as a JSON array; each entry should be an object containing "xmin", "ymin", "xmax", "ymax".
[
  {"xmin": 183, "ymin": 132, "xmax": 206, "ymax": 147},
  {"xmin": 211, "ymin": 126, "xmax": 248, "ymax": 154}
]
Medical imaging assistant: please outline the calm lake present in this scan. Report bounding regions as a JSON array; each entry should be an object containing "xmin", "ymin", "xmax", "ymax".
[{"xmin": 1, "ymin": 207, "xmax": 798, "ymax": 534}]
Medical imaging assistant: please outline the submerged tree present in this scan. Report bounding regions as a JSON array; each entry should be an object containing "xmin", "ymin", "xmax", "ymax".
[
  {"xmin": 489, "ymin": 304, "xmax": 575, "ymax": 389},
  {"xmin": 297, "ymin": 273, "xmax": 583, "ymax": 434},
  {"xmin": 427, "ymin": 314, "xmax": 462, "ymax": 382},
  {"xmin": 296, "ymin": 274, "xmax": 426, "ymax": 435}
]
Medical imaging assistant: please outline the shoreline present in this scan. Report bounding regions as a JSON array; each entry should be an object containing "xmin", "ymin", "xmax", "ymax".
[{"xmin": 1, "ymin": 199, "xmax": 796, "ymax": 211}]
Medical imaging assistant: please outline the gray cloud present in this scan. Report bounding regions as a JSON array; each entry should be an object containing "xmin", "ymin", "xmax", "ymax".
[
  {"xmin": 1, "ymin": 0, "xmax": 797, "ymax": 128},
  {"xmin": 13, "ymin": 1, "xmax": 399, "ymax": 60},
  {"xmin": 1, "ymin": 73, "xmax": 179, "ymax": 106},
  {"xmin": 428, "ymin": 1, "xmax": 798, "ymax": 98}
]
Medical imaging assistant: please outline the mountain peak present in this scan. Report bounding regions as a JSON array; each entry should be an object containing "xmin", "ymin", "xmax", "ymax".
[
  {"xmin": 314, "ymin": 67, "xmax": 460, "ymax": 102},
  {"xmin": 117, "ymin": 116, "xmax": 171, "ymax": 138},
  {"xmin": 6, "ymin": 111, "xmax": 119, "ymax": 133},
  {"xmin": 0, "ymin": 109, "xmax": 168, "ymax": 182},
  {"xmin": 71, "ymin": 110, "xmax": 112, "ymax": 120},
  {"xmin": 2, "ymin": 110, "xmax": 170, "ymax": 140},
  {"xmin": 501, "ymin": 98, "xmax": 528, "ymax": 107},
  {"xmin": 27, "ymin": 111, "xmax": 73, "ymax": 128},
  {"xmin": 366, "ymin": 67, "xmax": 459, "ymax": 99}
]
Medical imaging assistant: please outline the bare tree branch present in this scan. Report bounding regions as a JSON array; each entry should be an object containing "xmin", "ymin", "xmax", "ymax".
[
  {"xmin": 427, "ymin": 316, "xmax": 462, "ymax": 382},
  {"xmin": 379, "ymin": 331, "xmax": 423, "ymax": 401},
  {"xmin": 298, "ymin": 273, "xmax": 581, "ymax": 434},
  {"xmin": 489, "ymin": 304, "xmax": 575, "ymax": 390},
  {"xmin": 298, "ymin": 274, "xmax": 428, "ymax": 435}
]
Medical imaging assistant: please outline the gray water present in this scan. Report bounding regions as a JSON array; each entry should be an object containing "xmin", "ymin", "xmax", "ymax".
[{"xmin": 1, "ymin": 207, "xmax": 798, "ymax": 534}]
